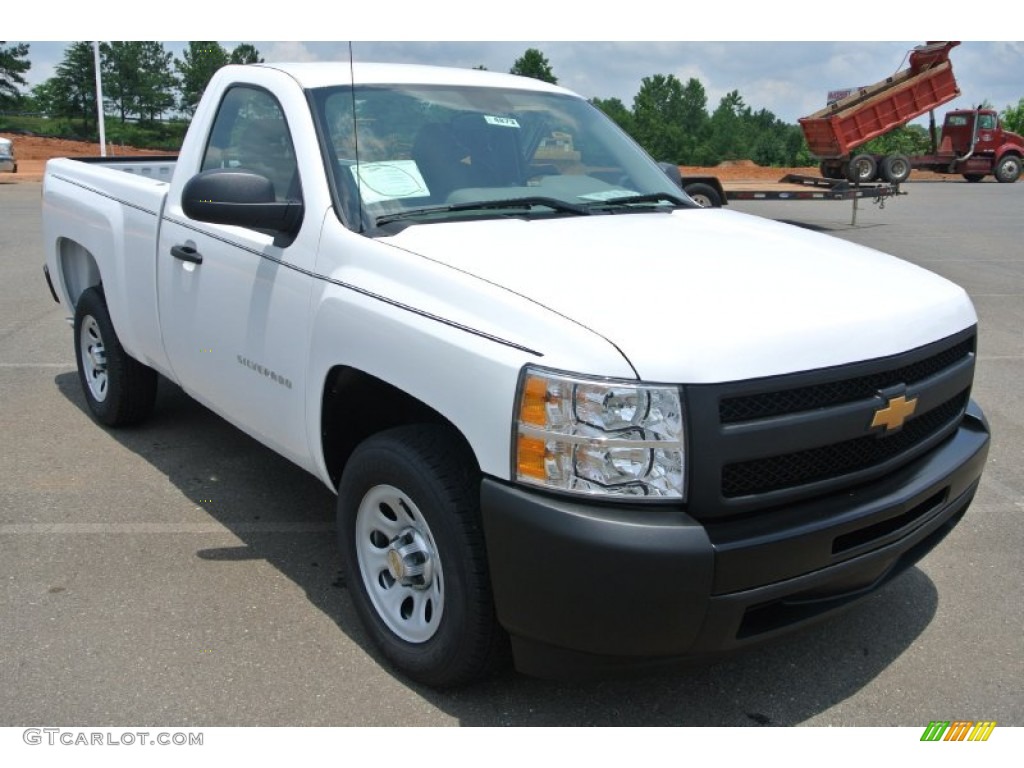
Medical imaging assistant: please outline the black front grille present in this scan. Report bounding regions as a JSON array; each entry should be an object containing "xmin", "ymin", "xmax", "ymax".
[
  {"xmin": 683, "ymin": 327, "xmax": 978, "ymax": 518},
  {"xmin": 719, "ymin": 337, "xmax": 975, "ymax": 423},
  {"xmin": 722, "ymin": 390, "xmax": 969, "ymax": 498}
]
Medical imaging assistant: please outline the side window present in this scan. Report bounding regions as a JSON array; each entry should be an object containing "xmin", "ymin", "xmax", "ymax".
[
  {"xmin": 201, "ymin": 86, "xmax": 301, "ymax": 203},
  {"xmin": 978, "ymin": 114, "xmax": 996, "ymax": 131}
]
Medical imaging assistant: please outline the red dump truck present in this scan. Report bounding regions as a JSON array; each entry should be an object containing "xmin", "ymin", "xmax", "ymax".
[{"xmin": 802, "ymin": 42, "xmax": 1024, "ymax": 184}]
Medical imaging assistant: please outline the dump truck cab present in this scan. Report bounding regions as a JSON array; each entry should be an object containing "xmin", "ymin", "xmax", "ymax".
[
  {"xmin": 941, "ymin": 109, "xmax": 1023, "ymax": 155},
  {"xmin": 940, "ymin": 109, "xmax": 1024, "ymax": 182}
]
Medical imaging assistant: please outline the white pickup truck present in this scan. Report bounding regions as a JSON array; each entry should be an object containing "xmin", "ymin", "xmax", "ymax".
[{"xmin": 41, "ymin": 62, "xmax": 990, "ymax": 686}]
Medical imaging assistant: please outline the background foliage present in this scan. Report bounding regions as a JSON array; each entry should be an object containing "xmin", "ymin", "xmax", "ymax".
[{"xmin": 2, "ymin": 44, "xmax": 1021, "ymax": 163}]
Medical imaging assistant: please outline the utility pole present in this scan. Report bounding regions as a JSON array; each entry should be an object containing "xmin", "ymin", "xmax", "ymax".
[{"xmin": 93, "ymin": 42, "xmax": 106, "ymax": 157}]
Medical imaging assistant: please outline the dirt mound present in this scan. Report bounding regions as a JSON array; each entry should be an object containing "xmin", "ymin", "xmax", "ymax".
[
  {"xmin": 0, "ymin": 134, "xmax": 171, "ymax": 182},
  {"xmin": 681, "ymin": 164, "xmax": 819, "ymax": 181}
]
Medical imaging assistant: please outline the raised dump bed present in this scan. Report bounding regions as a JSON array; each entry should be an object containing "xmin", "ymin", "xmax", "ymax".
[{"xmin": 799, "ymin": 42, "xmax": 961, "ymax": 159}]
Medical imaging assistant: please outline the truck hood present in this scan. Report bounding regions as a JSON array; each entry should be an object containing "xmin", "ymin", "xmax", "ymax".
[{"xmin": 385, "ymin": 209, "xmax": 976, "ymax": 383}]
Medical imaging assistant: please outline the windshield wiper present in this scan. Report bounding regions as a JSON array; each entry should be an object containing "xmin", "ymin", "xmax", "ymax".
[
  {"xmin": 585, "ymin": 192, "xmax": 690, "ymax": 209},
  {"xmin": 376, "ymin": 196, "xmax": 590, "ymax": 226}
]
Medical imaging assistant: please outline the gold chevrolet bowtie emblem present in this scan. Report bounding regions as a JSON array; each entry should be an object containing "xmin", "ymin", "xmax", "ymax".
[{"xmin": 871, "ymin": 394, "xmax": 918, "ymax": 432}]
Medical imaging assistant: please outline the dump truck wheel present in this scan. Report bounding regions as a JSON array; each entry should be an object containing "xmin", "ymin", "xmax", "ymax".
[
  {"xmin": 881, "ymin": 155, "xmax": 912, "ymax": 184},
  {"xmin": 845, "ymin": 154, "xmax": 877, "ymax": 183},
  {"xmin": 994, "ymin": 155, "xmax": 1021, "ymax": 183}
]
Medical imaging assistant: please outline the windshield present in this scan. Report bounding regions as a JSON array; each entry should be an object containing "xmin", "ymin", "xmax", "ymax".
[{"xmin": 310, "ymin": 83, "xmax": 689, "ymax": 232}]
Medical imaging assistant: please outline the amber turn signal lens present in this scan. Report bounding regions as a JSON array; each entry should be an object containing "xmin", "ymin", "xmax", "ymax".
[
  {"xmin": 516, "ymin": 435, "xmax": 547, "ymax": 480},
  {"xmin": 518, "ymin": 375, "xmax": 549, "ymax": 426}
]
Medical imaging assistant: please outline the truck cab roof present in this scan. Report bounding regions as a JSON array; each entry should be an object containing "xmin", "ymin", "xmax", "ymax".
[{"xmin": 245, "ymin": 61, "xmax": 573, "ymax": 94}]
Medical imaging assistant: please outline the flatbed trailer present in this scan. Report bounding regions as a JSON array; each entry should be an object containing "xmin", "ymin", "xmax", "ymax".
[{"xmin": 680, "ymin": 173, "xmax": 901, "ymax": 225}]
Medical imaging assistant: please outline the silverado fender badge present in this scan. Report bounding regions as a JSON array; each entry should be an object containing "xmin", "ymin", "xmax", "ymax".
[{"xmin": 871, "ymin": 393, "xmax": 918, "ymax": 432}]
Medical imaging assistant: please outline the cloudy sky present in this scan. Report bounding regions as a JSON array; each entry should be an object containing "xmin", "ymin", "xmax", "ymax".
[{"xmin": 10, "ymin": 7, "xmax": 1022, "ymax": 126}]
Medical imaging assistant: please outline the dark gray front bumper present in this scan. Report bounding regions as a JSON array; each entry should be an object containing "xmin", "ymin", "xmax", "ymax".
[{"xmin": 480, "ymin": 402, "xmax": 989, "ymax": 679}]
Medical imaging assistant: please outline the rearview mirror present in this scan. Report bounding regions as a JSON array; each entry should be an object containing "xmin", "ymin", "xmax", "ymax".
[{"xmin": 182, "ymin": 169, "xmax": 303, "ymax": 236}]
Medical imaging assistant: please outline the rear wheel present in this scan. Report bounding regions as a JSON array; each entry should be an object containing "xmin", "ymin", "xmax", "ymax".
[
  {"xmin": 74, "ymin": 287, "xmax": 157, "ymax": 426},
  {"xmin": 845, "ymin": 154, "xmax": 877, "ymax": 183},
  {"xmin": 962, "ymin": 174, "xmax": 985, "ymax": 183},
  {"xmin": 881, "ymin": 154, "xmax": 912, "ymax": 184},
  {"xmin": 336, "ymin": 425, "xmax": 508, "ymax": 687},
  {"xmin": 683, "ymin": 182, "xmax": 722, "ymax": 208},
  {"xmin": 994, "ymin": 155, "xmax": 1021, "ymax": 183},
  {"xmin": 819, "ymin": 160, "xmax": 843, "ymax": 180}
]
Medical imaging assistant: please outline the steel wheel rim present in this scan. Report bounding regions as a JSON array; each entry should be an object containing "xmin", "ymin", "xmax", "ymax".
[
  {"xmin": 79, "ymin": 315, "xmax": 108, "ymax": 402},
  {"xmin": 690, "ymin": 193, "xmax": 712, "ymax": 208},
  {"xmin": 355, "ymin": 484, "xmax": 443, "ymax": 643}
]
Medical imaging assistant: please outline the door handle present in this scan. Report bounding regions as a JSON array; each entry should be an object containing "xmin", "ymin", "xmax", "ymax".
[{"xmin": 171, "ymin": 244, "xmax": 203, "ymax": 264}]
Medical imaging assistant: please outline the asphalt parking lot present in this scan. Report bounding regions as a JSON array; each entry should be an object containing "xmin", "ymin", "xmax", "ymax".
[{"xmin": 1, "ymin": 179, "xmax": 1021, "ymax": 727}]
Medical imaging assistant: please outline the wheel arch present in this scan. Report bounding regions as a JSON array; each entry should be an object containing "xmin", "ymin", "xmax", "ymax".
[
  {"xmin": 320, "ymin": 365, "xmax": 479, "ymax": 489},
  {"xmin": 56, "ymin": 237, "xmax": 103, "ymax": 309}
]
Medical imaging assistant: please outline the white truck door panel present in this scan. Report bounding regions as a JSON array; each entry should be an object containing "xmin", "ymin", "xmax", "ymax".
[{"xmin": 156, "ymin": 84, "xmax": 316, "ymax": 469}]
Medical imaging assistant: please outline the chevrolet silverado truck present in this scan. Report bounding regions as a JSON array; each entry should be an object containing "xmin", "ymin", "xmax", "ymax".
[{"xmin": 41, "ymin": 62, "xmax": 990, "ymax": 686}]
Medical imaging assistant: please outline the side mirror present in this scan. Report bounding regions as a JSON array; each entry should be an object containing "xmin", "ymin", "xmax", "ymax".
[
  {"xmin": 182, "ymin": 169, "xmax": 303, "ymax": 236},
  {"xmin": 657, "ymin": 161, "xmax": 684, "ymax": 189}
]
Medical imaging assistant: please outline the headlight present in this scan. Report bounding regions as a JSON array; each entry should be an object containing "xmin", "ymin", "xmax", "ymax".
[{"xmin": 513, "ymin": 366, "xmax": 685, "ymax": 500}]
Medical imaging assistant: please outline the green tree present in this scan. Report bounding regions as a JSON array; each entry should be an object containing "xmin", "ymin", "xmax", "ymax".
[
  {"xmin": 0, "ymin": 41, "xmax": 31, "ymax": 108},
  {"xmin": 510, "ymin": 48, "xmax": 557, "ymax": 84},
  {"xmin": 229, "ymin": 44, "xmax": 263, "ymax": 65},
  {"xmin": 1001, "ymin": 97, "xmax": 1024, "ymax": 135},
  {"xmin": 861, "ymin": 124, "xmax": 931, "ymax": 157},
  {"xmin": 707, "ymin": 90, "xmax": 750, "ymax": 163},
  {"xmin": 176, "ymin": 41, "xmax": 229, "ymax": 116},
  {"xmin": 138, "ymin": 41, "xmax": 177, "ymax": 120},
  {"xmin": 590, "ymin": 96, "xmax": 634, "ymax": 135},
  {"xmin": 631, "ymin": 74, "xmax": 689, "ymax": 162},
  {"xmin": 45, "ymin": 41, "xmax": 99, "ymax": 131},
  {"xmin": 100, "ymin": 41, "xmax": 177, "ymax": 123}
]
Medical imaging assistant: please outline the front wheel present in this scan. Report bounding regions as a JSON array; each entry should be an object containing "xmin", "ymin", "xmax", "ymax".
[
  {"xmin": 336, "ymin": 425, "xmax": 507, "ymax": 687},
  {"xmin": 74, "ymin": 287, "xmax": 157, "ymax": 426},
  {"xmin": 994, "ymin": 155, "xmax": 1021, "ymax": 183}
]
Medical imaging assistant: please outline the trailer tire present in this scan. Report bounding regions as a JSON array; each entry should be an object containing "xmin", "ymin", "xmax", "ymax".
[
  {"xmin": 74, "ymin": 287, "xmax": 158, "ymax": 427},
  {"xmin": 881, "ymin": 155, "xmax": 912, "ymax": 184},
  {"xmin": 846, "ymin": 154, "xmax": 877, "ymax": 184},
  {"xmin": 962, "ymin": 174, "xmax": 985, "ymax": 183},
  {"xmin": 683, "ymin": 183, "xmax": 722, "ymax": 208},
  {"xmin": 994, "ymin": 155, "xmax": 1021, "ymax": 183}
]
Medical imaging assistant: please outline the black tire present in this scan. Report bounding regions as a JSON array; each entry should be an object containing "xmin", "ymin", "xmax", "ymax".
[
  {"xmin": 74, "ymin": 287, "xmax": 157, "ymax": 426},
  {"xmin": 819, "ymin": 160, "xmax": 843, "ymax": 180},
  {"xmin": 994, "ymin": 155, "xmax": 1021, "ymax": 183},
  {"xmin": 683, "ymin": 182, "xmax": 722, "ymax": 208},
  {"xmin": 336, "ymin": 425, "xmax": 508, "ymax": 687},
  {"xmin": 962, "ymin": 174, "xmax": 985, "ymax": 183},
  {"xmin": 881, "ymin": 154, "xmax": 912, "ymax": 184},
  {"xmin": 845, "ymin": 154, "xmax": 877, "ymax": 183}
]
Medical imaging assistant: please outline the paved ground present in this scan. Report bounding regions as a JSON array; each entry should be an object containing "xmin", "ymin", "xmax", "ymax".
[{"xmin": 1, "ymin": 180, "xmax": 1021, "ymax": 726}]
